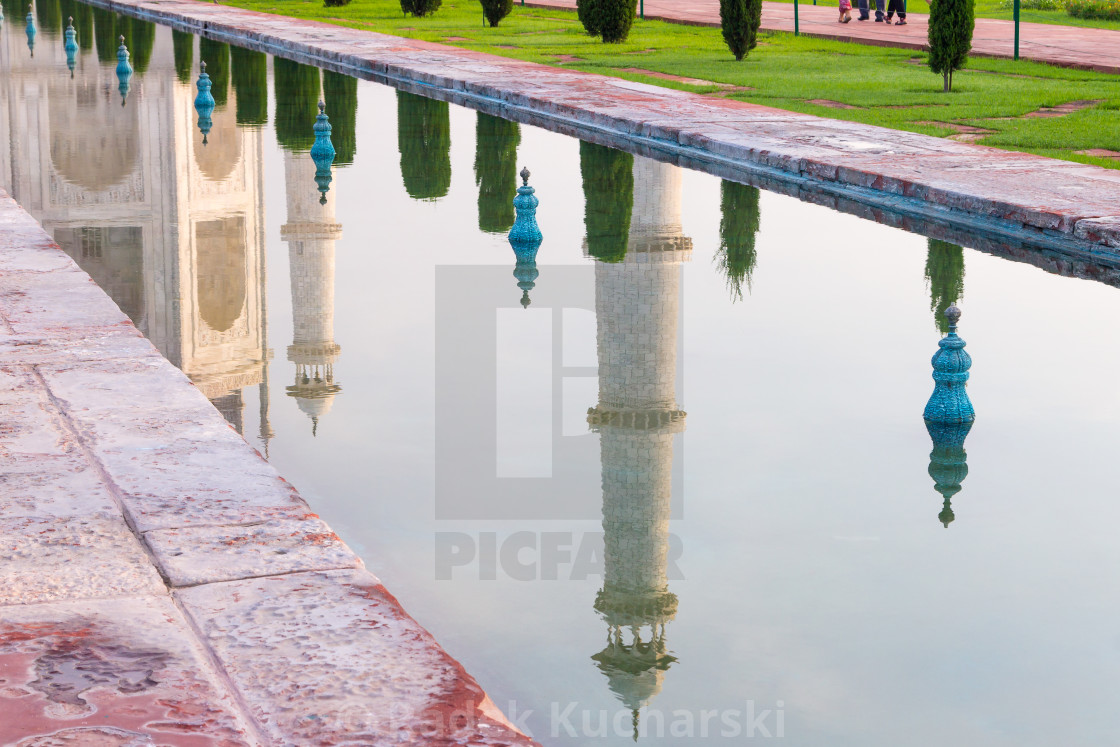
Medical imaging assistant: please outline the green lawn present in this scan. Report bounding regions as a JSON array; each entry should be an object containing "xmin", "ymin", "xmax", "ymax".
[
  {"xmin": 229, "ymin": 0, "xmax": 1120, "ymax": 167},
  {"xmin": 769, "ymin": 0, "xmax": 1120, "ymax": 31}
]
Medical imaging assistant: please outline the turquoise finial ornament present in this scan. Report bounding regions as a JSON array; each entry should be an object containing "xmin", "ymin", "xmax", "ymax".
[
  {"xmin": 194, "ymin": 61, "xmax": 215, "ymax": 145},
  {"xmin": 923, "ymin": 305, "xmax": 974, "ymax": 528},
  {"xmin": 116, "ymin": 35, "xmax": 132, "ymax": 105},
  {"xmin": 25, "ymin": 4, "xmax": 35, "ymax": 56},
  {"xmin": 508, "ymin": 167, "xmax": 543, "ymax": 308},
  {"xmin": 310, "ymin": 101, "xmax": 336, "ymax": 205},
  {"xmin": 64, "ymin": 17, "xmax": 78, "ymax": 77},
  {"xmin": 923, "ymin": 305, "xmax": 974, "ymax": 425}
]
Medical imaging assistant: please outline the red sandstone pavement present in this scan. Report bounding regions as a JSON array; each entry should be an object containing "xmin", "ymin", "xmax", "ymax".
[{"xmin": 530, "ymin": 0, "xmax": 1120, "ymax": 73}]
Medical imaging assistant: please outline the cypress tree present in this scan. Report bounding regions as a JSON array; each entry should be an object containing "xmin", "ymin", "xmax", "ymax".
[
  {"xmin": 127, "ymin": 17, "xmax": 156, "ymax": 74},
  {"xmin": 925, "ymin": 238, "xmax": 965, "ymax": 333},
  {"xmin": 577, "ymin": 0, "xmax": 600, "ymax": 35},
  {"xmin": 596, "ymin": 0, "xmax": 638, "ymax": 43},
  {"xmin": 322, "ymin": 70, "xmax": 358, "ymax": 166},
  {"xmin": 400, "ymin": 0, "xmax": 442, "ymax": 17},
  {"xmin": 36, "ymin": 0, "xmax": 62, "ymax": 35},
  {"xmin": 70, "ymin": 3, "xmax": 94, "ymax": 50},
  {"xmin": 172, "ymin": 30, "xmax": 194, "ymax": 84},
  {"xmin": 480, "ymin": 0, "xmax": 513, "ymax": 27},
  {"xmin": 397, "ymin": 90, "xmax": 451, "ymax": 200},
  {"xmin": 199, "ymin": 39, "xmax": 230, "ymax": 107},
  {"xmin": 474, "ymin": 113, "xmax": 521, "ymax": 234},
  {"xmin": 928, "ymin": 0, "xmax": 974, "ymax": 92},
  {"xmin": 716, "ymin": 180, "xmax": 760, "ymax": 301},
  {"xmin": 230, "ymin": 46, "xmax": 268, "ymax": 127},
  {"xmin": 580, "ymin": 141, "xmax": 633, "ymax": 263},
  {"xmin": 273, "ymin": 58, "xmax": 321, "ymax": 152},
  {"xmin": 92, "ymin": 7, "xmax": 117, "ymax": 62},
  {"xmin": 720, "ymin": 0, "xmax": 761, "ymax": 61}
]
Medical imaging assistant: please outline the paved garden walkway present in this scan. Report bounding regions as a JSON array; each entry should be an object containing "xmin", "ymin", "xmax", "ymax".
[{"xmin": 529, "ymin": 0, "xmax": 1120, "ymax": 73}]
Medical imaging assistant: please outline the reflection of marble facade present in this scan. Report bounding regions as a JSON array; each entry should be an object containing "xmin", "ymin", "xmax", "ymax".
[
  {"xmin": 281, "ymin": 150, "xmax": 341, "ymax": 435},
  {"xmin": 587, "ymin": 157, "xmax": 691, "ymax": 735},
  {"xmin": 0, "ymin": 23, "xmax": 271, "ymax": 442}
]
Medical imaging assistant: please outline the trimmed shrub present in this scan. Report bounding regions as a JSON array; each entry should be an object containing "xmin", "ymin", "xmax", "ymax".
[
  {"xmin": 481, "ymin": 0, "xmax": 513, "ymax": 26},
  {"xmin": 720, "ymin": 0, "xmax": 762, "ymax": 61},
  {"xmin": 172, "ymin": 29, "xmax": 194, "ymax": 84},
  {"xmin": 324, "ymin": 0, "xmax": 352, "ymax": 6},
  {"xmin": 474, "ymin": 113, "xmax": 521, "ymax": 233},
  {"xmin": 716, "ymin": 180, "xmax": 760, "ymax": 301},
  {"xmin": 397, "ymin": 90, "xmax": 451, "ymax": 200},
  {"xmin": 580, "ymin": 141, "xmax": 633, "ymax": 263},
  {"xmin": 323, "ymin": 71, "xmax": 358, "ymax": 166},
  {"xmin": 400, "ymin": 0, "xmax": 442, "ymax": 17},
  {"xmin": 230, "ymin": 46, "xmax": 269, "ymax": 127},
  {"xmin": 925, "ymin": 239, "xmax": 965, "ymax": 334},
  {"xmin": 1066, "ymin": 0, "xmax": 1120, "ymax": 19},
  {"xmin": 597, "ymin": 0, "xmax": 638, "ymax": 42},
  {"xmin": 927, "ymin": 0, "xmax": 974, "ymax": 92},
  {"xmin": 199, "ymin": 38, "xmax": 231, "ymax": 107},
  {"xmin": 577, "ymin": 0, "xmax": 601, "ymax": 35},
  {"xmin": 273, "ymin": 58, "xmax": 320, "ymax": 153}
]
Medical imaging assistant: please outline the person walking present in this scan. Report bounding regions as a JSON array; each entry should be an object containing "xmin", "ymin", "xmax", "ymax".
[
  {"xmin": 884, "ymin": 0, "xmax": 907, "ymax": 24},
  {"xmin": 856, "ymin": 0, "xmax": 887, "ymax": 21}
]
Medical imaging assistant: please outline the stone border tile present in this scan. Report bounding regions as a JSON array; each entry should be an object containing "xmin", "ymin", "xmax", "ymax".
[{"xmin": 145, "ymin": 517, "xmax": 362, "ymax": 587}]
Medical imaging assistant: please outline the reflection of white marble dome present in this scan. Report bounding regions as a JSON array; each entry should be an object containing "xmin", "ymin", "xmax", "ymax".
[
  {"xmin": 50, "ymin": 81, "xmax": 140, "ymax": 191},
  {"xmin": 296, "ymin": 393, "xmax": 335, "ymax": 420}
]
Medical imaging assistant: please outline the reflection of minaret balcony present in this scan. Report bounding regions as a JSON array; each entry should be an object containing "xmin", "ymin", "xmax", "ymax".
[
  {"xmin": 287, "ymin": 342, "xmax": 342, "ymax": 367},
  {"xmin": 279, "ymin": 222, "xmax": 343, "ymax": 243},
  {"xmin": 587, "ymin": 407, "xmax": 686, "ymax": 434}
]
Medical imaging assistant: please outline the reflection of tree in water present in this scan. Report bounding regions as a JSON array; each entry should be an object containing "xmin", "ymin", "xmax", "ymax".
[
  {"xmin": 580, "ymin": 141, "xmax": 632, "ymax": 263},
  {"xmin": 198, "ymin": 38, "xmax": 230, "ymax": 108},
  {"xmin": 273, "ymin": 58, "xmax": 320, "ymax": 153},
  {"xmin": 322, "ymin": 70, "xmax": 357, "ymax": 166},
  {"xmin": 36, "ymin": 0, "xmax": 62, "ymax": 34},
  {"xmin": 124, "ymin": 17, "xmax": 156, "ymax": 74},
  {"xmin": 716, "ymin": 180, "xmax": 760, "ymax": 302},
  {"xmin": 473, "ymin": 113, "xmax": 520, "ymax": 234},
  {"xmin": 230, "ymin": 46, "xmax": 268, "ymax": 127},
  {"xmin": 92, "ymin": 7, "xmax": 118, "ymax": 62},
  {"xmin": 59, "ymin": 0, "xmax": 93, "ymax": 44},
  {"xmin": 925, "ymin": 238, "xmax": 965, "ymax": 334},
  {"xmin": 172, "ymin": 30, "xmax": 194, "ymax": 84},
  {"xmin": 396, "ymin": 90, "xmax": 451, "ymax": 200}
]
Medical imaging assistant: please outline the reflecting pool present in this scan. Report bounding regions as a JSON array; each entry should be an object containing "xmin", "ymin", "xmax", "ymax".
[{"xmin": 5, "ymin": 7, "xmax": 1120, "ymax": 744}]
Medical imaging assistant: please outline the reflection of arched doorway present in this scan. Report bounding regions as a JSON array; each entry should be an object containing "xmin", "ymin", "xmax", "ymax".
[
  {"xmin": 49, "ymin": 81, "xmax": 140, "ymax": 191},
  {"xmin": 54, "ymin": 226, "xmax": 145, "ymax": 330},
  {"xmin": 194, "ymin": 105, "xmax": 242, "ymax": 182},
  {"xmin": 195, "ymin": 217, "xmax": 246, "ymax": 332}
]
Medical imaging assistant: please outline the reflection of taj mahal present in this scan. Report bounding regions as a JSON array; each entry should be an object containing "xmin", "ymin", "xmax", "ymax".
[
  {"xmin": 0, "ymin": 22, "xmax": 272, "ymax": 444},
  {"xmin": 587, "ymin": 156, "xmax": 691, "ymax": 737},
  {"xmin": 281, "ymin": 148, "xmax": 342, "ymax": 435}
]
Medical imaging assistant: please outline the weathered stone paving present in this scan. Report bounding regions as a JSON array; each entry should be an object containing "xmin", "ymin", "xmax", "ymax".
[
  {"xmin": 0, "ymin": 191, "xmax": 536, "ymax": 745},
  {"xmin": 77, "ymin": 0, "xmax": 1120, "ymax": 259}
]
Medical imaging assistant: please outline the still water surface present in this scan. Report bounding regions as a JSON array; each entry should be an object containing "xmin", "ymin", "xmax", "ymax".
[{"xmin": 4, "ymin": 7, "xmax": 1120, "ymax": 744}]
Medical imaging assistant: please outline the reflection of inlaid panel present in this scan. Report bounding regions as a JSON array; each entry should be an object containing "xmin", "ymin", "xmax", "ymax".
[
  {"xmin": 48, "ymin": 169, "xmax": 146, "ymax": 207},
  {"xmin": 195, "ymin": 217, "xmax": 248, "ymax": 337}
]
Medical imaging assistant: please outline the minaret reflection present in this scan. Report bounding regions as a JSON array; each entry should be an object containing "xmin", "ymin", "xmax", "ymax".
[
  {"xmin": 923, "ymin": 305, "xmax": 975, "ymax": 527},
  {"xmin": 280, "ymin": 109, "xmax": 342, "ymax": 436},
  {"xmin": 585, "ymin": 153, "xmax": 691, "ymax": 739}
]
